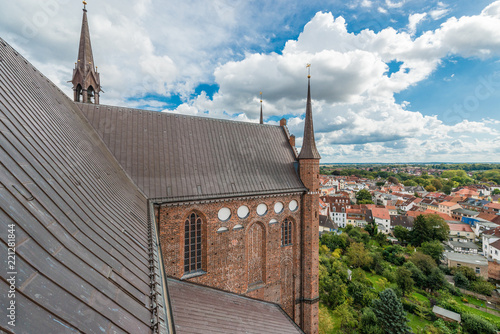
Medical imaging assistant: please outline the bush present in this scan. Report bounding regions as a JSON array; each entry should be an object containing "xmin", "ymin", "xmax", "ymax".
[
  {"xmin": 382, "ymin": 268, "xmax": 396, "ymax": 283},
  {"xmin": 469, "ymin": 280, "xmax": 495, "ymax": 296},
  {"xmin": 454, "ymin": 271, "xmax": 469, "ymax": 289},
  {"xmin": 461, "ymin": 313, "xmax": 497, "ymax": 334}
]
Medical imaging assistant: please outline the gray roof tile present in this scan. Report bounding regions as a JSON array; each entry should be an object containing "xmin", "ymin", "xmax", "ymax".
[
  {"xmin": 78, "ymin": 104, "xmax": 306, "ymax": 201},
  {"xmin": 168, "ymin": 278, "xmax": 304, "ymax": 334},
  {"xmin": 0, "ymin": 38, "xmax": 162, "ymax": 333}
]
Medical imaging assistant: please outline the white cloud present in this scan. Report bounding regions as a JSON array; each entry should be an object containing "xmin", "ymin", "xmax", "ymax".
[
  {"xmin": 429, "ymin": 2, "xmax": 450, "ymax": 20},
  {"xmin": 2, "ymin": 0, "xmax": 500, "ymax": 162},
  {"xmin": 408, "ymin": 13, "xmax": 427, "ymax": 35},
  {"xmin": 361, "ymin": 0, "xmax": 373, "ymax": 8},
  {"xmin": 385, "ymin": 0, "xmax": 404, "ymax": 9}
]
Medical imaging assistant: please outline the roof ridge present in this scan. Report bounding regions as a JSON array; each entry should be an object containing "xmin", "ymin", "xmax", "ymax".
[{"xmin": 78, "ymin": 102, "xmax": 282, "ymax": 128}]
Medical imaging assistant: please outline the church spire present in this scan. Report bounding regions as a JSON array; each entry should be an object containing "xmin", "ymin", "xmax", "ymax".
[
  {"xmin": 71, "ymin": 1, "xmax": 101, "ymax": 104},
  {"xmin": 259, "ymin": 92, "xmax": 263, "ymax": 124},
  {"xmin": 298, "ymin": 64, "xmax": 320, "ymax": 160}
]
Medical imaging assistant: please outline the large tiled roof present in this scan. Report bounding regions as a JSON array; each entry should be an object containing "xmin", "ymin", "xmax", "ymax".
[
  {"xmin": 78, "ymin": 104, "xmax": 306, "ymax": 201},
  {"xmin": 0, "ymin": 39, "xmax": 168, "ymax": 333},
  {"xmin": 167, "ymin": 278, "xmax": 303, "ymax": 334}
]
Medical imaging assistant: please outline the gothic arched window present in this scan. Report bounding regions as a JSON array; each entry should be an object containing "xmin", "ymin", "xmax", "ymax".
[
  {"xmin": 281, "ymin": 218, "xmax": 292, "ymax": 246},
  {"xmin": 184, "ymin": 212, "xmax": 202, "ymax": 273}
]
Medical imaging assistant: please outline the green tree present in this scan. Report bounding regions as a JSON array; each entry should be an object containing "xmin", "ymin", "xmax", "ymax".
[
  {"xmin": 410, "ymin": 215, "xmax": 449, "ymax": 247},
  {"xmin": 493, "ymin": 188, "xmax": 500, "ymax": 195},
  {"xmin": 409, "ymin": 252, "xmax": 436, "ymax": 275},
  {"xmin": 346, "ymin": 242, "xmax": 372, "ymax": 268},
  {"xmin": 470, "ymin": 280, "xmax": 495, "ymax": 296},
  {"xmin": 461, "ymin": 313, "xmax": 497, "ymax": 334},
  {"xmin": 320, "ymin": 232, "xmax": 349, "ymax": 252},
  {"xmin": 348, "ymin": 280, "xmax": 376, "ymax": 308},
  {"xmin": 388, "ymin": 176, "xmax": 399, "ymax": 184},
  {"xmin": 364, "ymin": 221, "xmax": 378, "ymax": 237},
  {"xmin": 332, "ymin": 303, "xmax": 359, "ymax": 333},
  {"xmin": 431, "ymin": 178, "xmax": 443, "ymax": 190},
  {"xmin": 356, "ymin": 189, "xmax": 373, "ymax": 203},
  {"xmin": 403, "ymin": 261, "xmax": 426, "ymax": 288},
  {"xmin": 425, "ymin": 185, "xmax": 437, "ymax": 192},
  {"xmin": 394, "ymin": 226, "xmax": 411, "ymax": 244},
  {"xmin": 360, "ymin": 307, "xmax": 382, "ymax": 334},
  {"xmin": 454, "ymin": 271, "xmax": 469, "ymax": 289},
  {"xmin": 426, "ymin": 267, "xmax": 445, "ymax": 292},
  {"xmin": 372, "ymin": 288, "xmax": 411, "ymax": 334},
  {"xmin": 419, "ymin": 240, "xmax": 444, "ymax": 263},
  {"xmin": 395, "ymin": 267, "xmax": 414, "ymax": 297},
  {"xmin": 403, "ymin": 180, "xmax": 417, "ymax": 187}
]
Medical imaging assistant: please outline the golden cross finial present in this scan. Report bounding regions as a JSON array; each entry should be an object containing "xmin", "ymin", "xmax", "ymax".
[
  {"xmin": 306, "ymin": 63, "xmax": 311, "ymax": 78},
  {"xmin": 259, "ymin": 91, "xmax": 262, "ymax": 103}
]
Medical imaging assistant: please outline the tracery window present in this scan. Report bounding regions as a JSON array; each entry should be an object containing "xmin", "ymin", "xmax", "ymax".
[
  {"xmin": 184, "ymin": 212, "xmax": 202, "ymax": 273},
  {"xmin": 281, "ymin": 218, "xmax": 292, "ymax": 246}
]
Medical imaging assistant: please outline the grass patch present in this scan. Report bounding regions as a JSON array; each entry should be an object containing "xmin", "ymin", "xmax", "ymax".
[
  {"xmin": 407, "ymin": 313, "xmax": 432, "ymax": 332},
  {"xmin": 412, "ymin": 291, "xmax": 430, "ymax": 306},
  {"xmin": 319, "ymin": 302, "xmax": 340, "ymax": 334}
]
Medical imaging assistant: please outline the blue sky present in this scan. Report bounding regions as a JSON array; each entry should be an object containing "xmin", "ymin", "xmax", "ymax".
[{"xmin": 1, "ymin": 0, "xmax": 500, "ymax": 162}]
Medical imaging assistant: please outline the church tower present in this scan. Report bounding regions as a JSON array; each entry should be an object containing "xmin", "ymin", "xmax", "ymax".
[
  {"xmin": 298, "ymin": 65, "xmax": 320, "ymax": 334},
  {"xmin": 71, "ymin": 1, "xmax": 101, "ymax": 104}
]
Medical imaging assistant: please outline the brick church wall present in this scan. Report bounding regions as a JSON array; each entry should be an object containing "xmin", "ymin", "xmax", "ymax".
[{"xmin": 157, "ymin": 193, "xmax": 304, "ymax": 322}]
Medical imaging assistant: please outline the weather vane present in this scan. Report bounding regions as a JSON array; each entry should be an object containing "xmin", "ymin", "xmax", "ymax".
[
  {"xmin": 306, "ymin": 63, "xmax": 311, "ymax": 78},
  {"xmin": 259, "ymin": 91, "xmax": 262, "ymax": 103},
  {"xmin": 83, "ymin": 1, "xmax": 87, "ymax": 9}
]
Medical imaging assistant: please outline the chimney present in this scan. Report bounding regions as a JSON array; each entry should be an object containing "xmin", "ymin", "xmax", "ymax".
[
  {"xmin": 289, "ymin": 134, "xmax": 296, "ymax": 147},
  {"xmin": 280, "ymin": 118, "xmax": 287, "ymax": 127}
]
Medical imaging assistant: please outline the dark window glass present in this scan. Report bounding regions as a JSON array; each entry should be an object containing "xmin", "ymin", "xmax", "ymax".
[
  {"xmin": 282, "ymin": 219, "xmax": 292, "ymax": 246},
  {"xmin": 184, "ymin": 212, "xmax": 203, "ymax": 273}
]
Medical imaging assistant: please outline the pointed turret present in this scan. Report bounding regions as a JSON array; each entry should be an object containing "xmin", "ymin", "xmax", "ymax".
[
  {"xmin": 297, "ymin": 64, "xmax": 320, "ymax": 334},
  {"xmin": 71, "ymin": 1, "xmax": 101, "ymax": 104},
  {"xmin": 298, "ymin": 66, "xmax": 320, "ymax": 160},
  {"xmin": 259, "ymin": 92, "xmax": 264, "ymax": 124}
]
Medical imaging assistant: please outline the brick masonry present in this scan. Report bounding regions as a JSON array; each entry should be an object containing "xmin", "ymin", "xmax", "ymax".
[
  {"xmin": 157, "ymin": 193, "xmax": 306, "ymax": 324},
  {"xmin": 299, "ymin": 158, "xmax": 320, "ymax": 334},
  {"xmin": 489, "ymin": 260, "xmax": 500, "ymax": 281}
]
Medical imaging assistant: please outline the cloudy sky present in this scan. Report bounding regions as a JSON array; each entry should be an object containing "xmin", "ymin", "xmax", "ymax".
[{"xmin": 1, "ymin": 0, "xmax": 500, "ymax": 163}]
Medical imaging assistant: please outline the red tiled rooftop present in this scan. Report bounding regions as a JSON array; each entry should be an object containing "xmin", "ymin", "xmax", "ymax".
[
  {"xmin": 439, "ymin": 201, "xmax": 458, "ymax": 207},
  {"xmin": 447, "ymin": 223, "xmax": 473, "ymax": 233},
  {"xmin": 486, "ymin": 203, "xmax": 500, "ymax": 210},
  {"xmin": 371, "ymin": 207, "xmax": 390, "ymax": 220}
]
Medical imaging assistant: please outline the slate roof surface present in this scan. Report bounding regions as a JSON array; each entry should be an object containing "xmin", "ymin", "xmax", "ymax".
[
  {"xmin": 432, "ymin": 306, "xmax": 461, "ymax": 322},
  {"xmin": 390, "ymin": 215, "xmax": 415, "ymax": 228},
  {"xmin": 444, "ymin": 252, "xmax": 487, "ymax": 266},
  {"xmin": 78, "ymin": 103, "xmax": 306, "ymax": 201},
  {"xmin": 0, "ymin": 38, "xmax": 167, "ymax": 333},
  {"xmin": 319, "ymin": 215, "xmax": 336, "ymax": 229},
  {"xmin": 167, "ymin": 278, "xmax": 304, "ymax": 334}
]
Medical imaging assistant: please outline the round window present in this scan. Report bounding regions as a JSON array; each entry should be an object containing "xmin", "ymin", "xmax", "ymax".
[
  {"xmin": 237, "ymin": 205, "xmax": 250, "ymax": 219},
  {"xmin": 289, "ymin": 200, "xmax": 298, "ymax": 212},
  {"xmin": 256, "ymin": 203, "xmax": 268, "ymax": 216},
  {"xmin": 218, "ymin": 207, "xmax": 231, "ymax": 221},
  {"xmin": 274, "ymin": 202, "xmax": 284, "ymax": 213}
]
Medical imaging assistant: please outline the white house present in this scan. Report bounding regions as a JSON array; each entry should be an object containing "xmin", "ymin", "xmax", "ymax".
[{"xmin": 482, "ymin": 227, "xmax": 500, "ymax": 260}]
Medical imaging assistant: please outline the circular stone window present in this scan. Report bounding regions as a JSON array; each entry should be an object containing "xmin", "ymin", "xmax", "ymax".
[
  {"xmin": 274, "ymin": 202, "xmax": 284, "ymax": 214},
  {"xmin": 289, "ymin": 200, "xmax": 298, "ymax": 212},
  {"xmin": 256, "ymin": 203, "xmax": 268, "ymax": 216},
  {"xmin": 237, "ymin": 205, "xmax": 250, "ymax": 219},
  {"xmin": 218, "ymin": 207, "xmax": 231, "ymax": 221}
]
